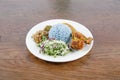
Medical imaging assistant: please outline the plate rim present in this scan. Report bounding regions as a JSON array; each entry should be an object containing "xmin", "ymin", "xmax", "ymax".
[{"xmin": 26, "ymin": 19, "xmax": 94, "ymax": 62}]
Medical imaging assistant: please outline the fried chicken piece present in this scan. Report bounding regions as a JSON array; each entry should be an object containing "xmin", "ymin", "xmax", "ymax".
[
  {"xmin": 71, "ymin": 39, "xmax": 84, "ymax": 50},
  {"xmin": 85, "ymin": 37, "xmax": 93, "ymax": 44},
  {"xmin": 64, "ymin": 23, "xmax": 93, "ymax": 50},
  {"xmin": 73, "ymin": 31, "xmax": 93, "ymax": 44}
]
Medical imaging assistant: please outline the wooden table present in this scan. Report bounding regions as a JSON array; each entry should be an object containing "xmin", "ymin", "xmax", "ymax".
[{"xmin": 0, "ymin": 0, "xmax": 120, "ymax": 80}]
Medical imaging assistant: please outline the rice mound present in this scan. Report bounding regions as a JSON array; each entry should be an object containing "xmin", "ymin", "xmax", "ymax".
[{"xmin": 49, "ymin": 24, "xmax": 72, "ymax": 43}]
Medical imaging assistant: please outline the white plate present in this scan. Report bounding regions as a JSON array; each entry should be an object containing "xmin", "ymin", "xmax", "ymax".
[{"xmin": 26, "ymin": 19, "xmax": 94, "ymax": 62}]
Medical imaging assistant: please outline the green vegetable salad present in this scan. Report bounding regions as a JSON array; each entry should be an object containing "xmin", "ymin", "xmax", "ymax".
[{"xmin": 39, "ymin": 40, "xmax": 70, "ymax": 57}]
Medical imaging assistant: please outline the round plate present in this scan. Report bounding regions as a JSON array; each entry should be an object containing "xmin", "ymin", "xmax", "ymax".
[{"xmin": 26, "ymin": 19, "xmax": 94, "ymax": 62}]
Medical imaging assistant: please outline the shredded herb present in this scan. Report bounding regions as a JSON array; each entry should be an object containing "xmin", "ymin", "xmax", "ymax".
[{"xmin": 39, "ymin": 40, "xmax": 70, "ymax": 57}]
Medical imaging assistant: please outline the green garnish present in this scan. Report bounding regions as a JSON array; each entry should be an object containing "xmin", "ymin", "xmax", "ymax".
[
  {"xmin": 42, "ymin": 35, "xmax": 47, "ymax": 42},
  {"xmin": 40, "ymin": 40, "xmax": 70, "ymax": 57}
]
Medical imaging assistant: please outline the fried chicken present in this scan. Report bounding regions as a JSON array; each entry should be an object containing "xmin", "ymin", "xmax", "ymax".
[{"xmin": 64, "ymin": 23, "xmax": 93, "ymax": 50}]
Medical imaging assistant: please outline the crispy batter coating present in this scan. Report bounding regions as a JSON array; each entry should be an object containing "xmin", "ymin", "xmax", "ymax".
[
  {"xmin": 73, "ymin": 31, "xmax": 93, "ymax": 44},
  {"xmin": 64, "ymin": 23, "xmax": 93, "ymax": 50},
  {"xmin": 71, "ymin": 39, "xmax": 84, "ymax": 50}
]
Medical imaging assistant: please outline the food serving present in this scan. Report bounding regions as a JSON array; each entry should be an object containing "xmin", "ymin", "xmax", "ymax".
[{"xmin": 32, "ymin": 23, "xmax": 93, "ymax": 57}]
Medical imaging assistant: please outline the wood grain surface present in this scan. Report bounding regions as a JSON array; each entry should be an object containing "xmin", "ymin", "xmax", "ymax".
[{"xmin": 0, "ymin": 0, "xmax": 120, "ymax": 80}]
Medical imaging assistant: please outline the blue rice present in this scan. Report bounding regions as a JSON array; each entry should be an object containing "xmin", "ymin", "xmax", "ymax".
[{"xmin": 49, "ymin": 24, "xmax": 72, "ymax": 43}]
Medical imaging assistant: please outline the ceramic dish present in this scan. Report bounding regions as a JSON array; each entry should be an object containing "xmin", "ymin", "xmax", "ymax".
[{"xmin": 26, "ymin": 19, "xmax": 94, "ymax": 62}]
